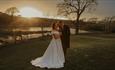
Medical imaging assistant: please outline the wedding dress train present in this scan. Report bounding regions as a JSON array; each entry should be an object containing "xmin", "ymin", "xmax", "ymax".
[{"xmin": 31, "ymin": 30, "xmax": 65, "ymax": 68}]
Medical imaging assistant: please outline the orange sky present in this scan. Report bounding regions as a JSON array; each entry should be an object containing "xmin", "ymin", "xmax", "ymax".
[{"xmin": 0, "ymin": 0, "xmax": 115, "ymax": 20}]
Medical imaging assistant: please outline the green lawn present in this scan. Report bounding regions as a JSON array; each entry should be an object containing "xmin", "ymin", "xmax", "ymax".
[{"xmin": 0, "ymin": 34, "xmax": 115, "ymax": 70}]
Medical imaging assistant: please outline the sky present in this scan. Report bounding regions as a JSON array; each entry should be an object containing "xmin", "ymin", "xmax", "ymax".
[{"xmin": 0, "ymin": 0, "xmax": 115, "ymax": 20}]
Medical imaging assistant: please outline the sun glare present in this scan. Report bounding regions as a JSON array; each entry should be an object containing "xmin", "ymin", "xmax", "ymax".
[{"xmin": 19, "ymin": 7, "xmax": 43, "ymax": 18}]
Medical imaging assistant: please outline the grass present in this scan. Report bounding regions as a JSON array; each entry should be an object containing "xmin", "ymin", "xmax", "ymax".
[{"xmin": 0, "ymin": 34, "xmax": 115, "ymax": 70}]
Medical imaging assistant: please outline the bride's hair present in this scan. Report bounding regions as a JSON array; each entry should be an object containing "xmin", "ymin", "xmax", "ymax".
[
  {"xmin": 52, "ymin": 22, "xmax": 56, "ymax": 29},
  {"xmin": 52, "ymin": 22, "xmax": 58, "ymax": 30}
]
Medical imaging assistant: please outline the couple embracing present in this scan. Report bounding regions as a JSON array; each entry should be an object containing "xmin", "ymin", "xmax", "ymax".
[{"xmin": 31, "ymin": 21, "xmax": 70, "ymax": 69}]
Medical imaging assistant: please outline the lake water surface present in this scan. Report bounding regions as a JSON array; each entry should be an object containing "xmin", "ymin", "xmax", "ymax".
[{"xmin": 0, "ymin": 27, "xmax": 88, "ymax": 45}]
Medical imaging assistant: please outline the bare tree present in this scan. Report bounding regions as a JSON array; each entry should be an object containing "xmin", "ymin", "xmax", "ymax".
[
  {"xmin": 104, "ymin": 16, "xmax": 115, "ymax": 33},
  {"xmin": 5, "ymin": 7, "xmax": 19, "ymax": 17},
  {"xmin": 57, "ymin": 0, "xmax": 97, "ymax": 34},
  {"xmin": 5, "ymin": 7, "xmax": 19, "ymax": 43}
]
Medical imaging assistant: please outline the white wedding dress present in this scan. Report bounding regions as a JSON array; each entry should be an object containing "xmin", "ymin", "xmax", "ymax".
[{"xmin": 31, "ymin": 30, "xmax": 65, "ymax": 68}]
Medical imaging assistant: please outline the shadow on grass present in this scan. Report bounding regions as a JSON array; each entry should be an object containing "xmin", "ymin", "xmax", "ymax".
[{"xmin": 0, "ymin": 34, "xmax": 115, "ymax": 70}]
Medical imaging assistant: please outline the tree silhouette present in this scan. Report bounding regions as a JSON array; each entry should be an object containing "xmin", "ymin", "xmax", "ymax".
[
  {"xmin": 57, "ymin": 0, "xmax": 97, "ymax": 34},
  {"xmin": 5, "ymin": 7, "xmax": 19, "ymax": 17},
  {"xmin": 5, "ymin": 7, "xmax": 20, "ymax": 43},
  {"xmin": 104, "ymin": 16, "xmax": 115, "ymax": 33}
]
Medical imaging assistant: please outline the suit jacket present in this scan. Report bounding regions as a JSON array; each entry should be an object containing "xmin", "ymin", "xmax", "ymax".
[{"xmin": 60, "ymin": 25, "xmax": 70, "ymax": 48}]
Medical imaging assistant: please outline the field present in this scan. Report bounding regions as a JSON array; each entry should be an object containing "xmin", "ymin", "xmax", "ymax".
[{"xmin": 0, "ymin": 33, "xmax": 115, "ymax": 70}]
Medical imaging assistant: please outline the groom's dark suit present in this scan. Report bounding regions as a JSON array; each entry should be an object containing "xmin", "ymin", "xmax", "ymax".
[{"xmin": 60, "ymin": 25, "xmax": 70, "ymax": 56}]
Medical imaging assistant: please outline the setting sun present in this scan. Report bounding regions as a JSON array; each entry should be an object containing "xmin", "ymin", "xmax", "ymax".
[{"xmin": 19, "ymin": 7, "xmax": 43, "ymax": 18}]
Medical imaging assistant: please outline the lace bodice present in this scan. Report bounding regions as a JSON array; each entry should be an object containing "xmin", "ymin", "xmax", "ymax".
[{"xmin": 51, "ymin": 30, "xmax": 60, "ymax": 35}]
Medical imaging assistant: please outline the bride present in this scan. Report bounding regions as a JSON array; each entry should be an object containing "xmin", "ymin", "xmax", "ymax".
[{"xmin": 31, "ymin": 22, "xmax": 65, "ymax": 69}]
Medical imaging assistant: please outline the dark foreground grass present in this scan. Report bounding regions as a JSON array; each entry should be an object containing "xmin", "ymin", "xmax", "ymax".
[{"xmin": 0, "ymin": 34, "xmax": 115, "ymax": 70}]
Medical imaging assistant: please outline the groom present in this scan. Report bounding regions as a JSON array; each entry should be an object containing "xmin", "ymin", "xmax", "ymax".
[{"xmin": 58, "ymin": 21, "xmax": 70, "ymax": 57}]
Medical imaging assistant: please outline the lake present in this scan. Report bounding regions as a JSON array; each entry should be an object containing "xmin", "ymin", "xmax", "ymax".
[{"xmin": 0, "ymin": 27, "xmax": 89, "ymax": 46}]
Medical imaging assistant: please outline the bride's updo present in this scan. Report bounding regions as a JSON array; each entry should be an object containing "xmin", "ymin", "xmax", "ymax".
[{"xmin": 52, "ymin": 21, "xmax": 59, "ymax": 30}]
